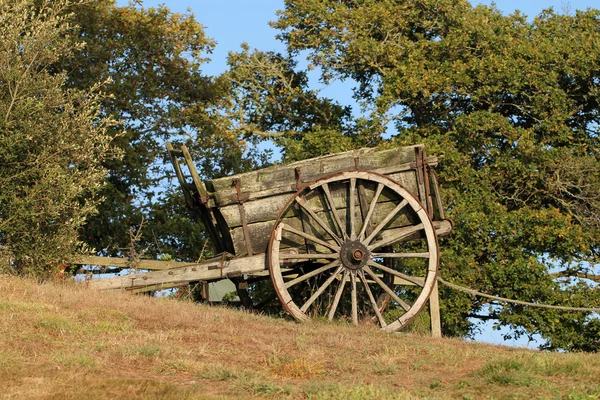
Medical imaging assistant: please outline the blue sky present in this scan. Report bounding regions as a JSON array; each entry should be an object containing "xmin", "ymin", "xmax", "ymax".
[
  {"xmin": 116, "ymin": 0, "xmax": 598, "ymax": 76},
  {"xmin": 114, "ymin": 0, "xmax": 596, "ymax": 348}
]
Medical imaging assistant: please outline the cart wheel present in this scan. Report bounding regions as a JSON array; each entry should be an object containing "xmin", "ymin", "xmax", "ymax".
[{"xmin": 267, "ymin": 171, "xmax": 439, "ymax": 332}]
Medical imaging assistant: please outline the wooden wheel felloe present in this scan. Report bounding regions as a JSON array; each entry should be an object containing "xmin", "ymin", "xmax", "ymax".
[{"xmin": 268, "ymin": 171, "xmax": 439, "ymax": 332}]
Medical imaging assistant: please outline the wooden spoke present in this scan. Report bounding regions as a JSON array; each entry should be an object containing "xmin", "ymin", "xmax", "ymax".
[
  {"xmin": 368, "ymin": 223, "xmax": 424, "ymax": 251},
  {"xmin": 300, "ymin": 266, "xmax": 344, "ymax": 313},
  {"xmin": 322, "ymin": 183, "xmax": 348, "ymax": 240},
  {"xmin": 280, "ymin": 253, "xmax": 340, "ymax": 260},
  {"xmin": 367, "ymin": 260, "xmax": 425, "ymax": 287},
  {"xmin": 363, "ymin": 199, "xmax": 408, "ymax": 245},
  {"xmin": 358, "ymin": 271, "xmax": 387, "ymax": 327},
  {"xmin": 349, "ymin": 178, "xmax": 356, "ymax": 240},
  {"xmin": 268, "ymin": 170, "xmax": 441, "ymax": 333},
  {"xmin": 357, "ymin": 183, "xmax": 384, "ymax": 241},
  {"xmin": 350, "ymin": 272, "xmax": 358, "ymax": 325},
  {"xmin": 281, "ymin": 223, "xmax": 340, "ymax": 252},
  {"xmin": 327, "ymin": 270, "xmax": 348, "ymax": 320},
  {"xmin": 372, "ymin": 252, "xmax": 430, "ymax": 259},
  {"xmin": 284, "ymin": 260, "xmax": 340, "ymax": 289},
  {"xmin": 295, "ymin": 196, "xmax": 342, "ymax": 245},
  {"xmin": 364, "ymin": 266, "xmax": 411, "ymax": 311}
]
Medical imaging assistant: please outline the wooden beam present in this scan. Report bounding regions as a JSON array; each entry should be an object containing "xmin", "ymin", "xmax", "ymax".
[
  {"xmin": 72, "ymin": 255, "xmax": 203, "ymax": 271},
  {"xmin": 129, "ymin": 282, "xmax": 189, "ymax": 294},
  {"xmin": 429, "ymin": 281, "xmax": 442, "ymax": 338},
  {"xmin": 86, "ymin": 254, "xmax": 268, "ymax": 291}
]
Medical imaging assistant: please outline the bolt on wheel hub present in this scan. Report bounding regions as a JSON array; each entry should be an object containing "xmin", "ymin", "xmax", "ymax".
[{"xmin": 340, "ymin": 241, "xmax": 370, "ymax": 270}]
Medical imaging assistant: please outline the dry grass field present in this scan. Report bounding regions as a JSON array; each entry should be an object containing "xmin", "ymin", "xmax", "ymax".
[{"xmin": 0, "ymin": 275, "xmax": 598, "ymax": 399}]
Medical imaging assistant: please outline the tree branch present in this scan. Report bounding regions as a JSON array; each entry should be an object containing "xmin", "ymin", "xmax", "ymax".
[{"xmin": 551, "ymin": 271, "xmax": 600, "ymax": 283}]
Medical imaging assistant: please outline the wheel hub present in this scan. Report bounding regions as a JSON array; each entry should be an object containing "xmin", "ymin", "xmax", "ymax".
[{"xmin": 340, "ymin": 241, "xmax": 370, "ymax": 270}]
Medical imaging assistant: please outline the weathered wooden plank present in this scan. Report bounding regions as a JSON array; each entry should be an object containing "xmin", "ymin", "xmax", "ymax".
[
  {"xmin": 208, "ymin": 145, "xmax": 429, "ymax": 194},
  {"xmin": 129, "ymin": 281, "xmax": 189, "ymax": 293},
  {"xmin": 429, "ymin": 281, "xmax": 442, "ymax": 338},
  {"xmin": 73, "ymin": 256, "xmax": 198, "ymax": 271},
  {"xmin": 210, "ymin": 156, "xmax": 433, "ymax": 208},
  {"xmin": 207, "ymin": 147, "xmax": 384, "ymax": 192},
  {"xmin": 429, "ymin": 171, "xmax": 446, "ymax": 221},
  {"xmin": 166, "ymin": 142, "xmax": 196, "ymax": 210},
  {"xmin": 87, "ymin": 254, "xmax": 269, "ymax": 291},
  {"xmin": 217, "ymin": 170, "xmax": 420, "ymax": 230}
]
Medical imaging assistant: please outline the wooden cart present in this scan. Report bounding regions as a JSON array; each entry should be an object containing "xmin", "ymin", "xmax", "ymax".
[
  {"xmin": 165, "ymin": 143, "xmax": 452, "ymax": 332},
  {"xmin": 88, "ymin": 143, "xmax": 452, "ymax": 332}
]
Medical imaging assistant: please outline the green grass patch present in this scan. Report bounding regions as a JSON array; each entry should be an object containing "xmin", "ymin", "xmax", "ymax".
[
  {"xmin": 198, "ymin": 364, "xmax": 239, "ymax": 381},
  {"xmin": 303, "ymin": 382, "xmax": 406, "ymax": 400},
  {"xmin": 232, "ymin": 374, "xmax": 292, "ymax": 397},
  {"xmin": 35, "ymin": 315, "xmax": 76, "ymax": 334},
  {"xmin": 528, "ymin": 354, "xmax": 588, "ymax": 377},
  {"xmin": 479, "ymin": 359, "xmax": 536, "ymax": 386},
  {"xmin": 0, "ymin": 298, "xmax": 50, "ymax": 312}
]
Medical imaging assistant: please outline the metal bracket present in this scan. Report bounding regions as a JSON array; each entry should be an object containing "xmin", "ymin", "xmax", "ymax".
[{"xmin": 291, "ymin": 167, "xmax": 303, "ymax": 190}]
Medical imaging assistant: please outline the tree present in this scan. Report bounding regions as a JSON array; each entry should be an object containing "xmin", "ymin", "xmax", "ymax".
[
  {"xmin": 223, "ymin": 42, "xmax": 407, "ymax": 162},
  {"xmin": 53, "ymin": 1, "xmax": 270, "ymax": 261},
  {"xmin": 268, "ymin": 0, "xmax": 600, "ymax": 350},
  {"xmin": 223, "ymin": 44, "xmax": 360, "ymax": 160},
  {"xmin": 0, "ymin": 0, "xmax": 118, "ymax": 275}
]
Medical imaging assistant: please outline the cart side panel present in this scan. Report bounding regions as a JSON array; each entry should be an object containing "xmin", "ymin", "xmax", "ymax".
[
  {"xmin": 224, "ymin": 170, "xmax": 425, "ymax": 255},
  {"xmin": 206, "ymin": 145, "xmax": 443, "ymax": 256},
  {"xmin": 229, "ymin": 208, "xmax": 420, "ymax": 255},
  {"xmin": 207, "ymin": 146, "xmax": 424, "ymax": 202},
  {"xmin": 216, "ymin": 169, "xmax": 421, "ymax": 229}
]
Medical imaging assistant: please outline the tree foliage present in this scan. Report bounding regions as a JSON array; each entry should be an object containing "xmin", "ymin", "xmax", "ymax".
[
  {"xmin": 269, "ymin": 0, "xmax": 600, "ymax": 350},
  {"xmin": 0, "ymin": 0, "xmax": 118, "ymax": 274},
  {"xmin": 8, "ymin": 0, "xmax": 598, "ymax": 350},
  {"xmin": 54, "ymin": 1, "xmax": 272, "ymax": 260}
]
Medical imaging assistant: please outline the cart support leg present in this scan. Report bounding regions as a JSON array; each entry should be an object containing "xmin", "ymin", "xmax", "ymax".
[{"xmin": 429, "ymin": 281, "xmax": 441, "ymax": 338}]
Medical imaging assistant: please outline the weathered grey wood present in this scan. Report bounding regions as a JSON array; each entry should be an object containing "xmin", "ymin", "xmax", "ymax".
[
  {"xmin": 87, "ymin": 254, "xmax": 269, "ymax": 291},
  {"xmin": 216, "ymin": 170, "xmax": 419, "ymax": 229},
  {"xmin": 216, "ymin": 169, "xmax": 429, "ymax": 254},
  {"xmin": 210, "ymin": 157, "xmax": 433, "ymax": 208},
  {"xmin": 73, "ymin": 256, "xmax": 198, "ymax": 271},
  {"xmin": 429, "ymin": 172, "xmax": 446, "ymax": 221},
  {"xmin": 166, "ymin": 142, "xmax": 195, "ymax": 209},
  {"xmin": 230, "ymin": 215, "xmax": 452, "ymax": 257},
  {"xmin": 359, "ymin": 271, "xmax": 387, "ymax": 327},
  {"xmin": 181, "ymin": 145, "xmax": 210, "ymax": 201},
  {"xmin": 129, "ymin": 282, "xmax": 189, "ymax": 293},
  {"xmin": 429, "ymin": 281, "xmax": 442, "ymax": 338},
  {"xmin": 268, "ymin": 171, "xmax": 442, "ymax": 332},
  {"xmin": 165, "ymin": 143, "xmax": 449, "ymax": 337},
  {"xmin": 414, "ymin": 147, "xmax": 429, "ymax": 215},
  {"xmin": 227, "ymin": 199, "xmax": 416, "ymax": 255},
  {"xmin": 226, "ymin": 181, "xmax": 418, "ymax": 254},
  {"xmin": 208, "ymin": 146, "xmax": 419, "ymax": 192}
]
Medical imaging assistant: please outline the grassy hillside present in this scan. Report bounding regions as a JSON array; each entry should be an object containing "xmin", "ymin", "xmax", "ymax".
[{"xmin": 0, "ymin": 276, "xmax": 598, "ymax": 400}]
